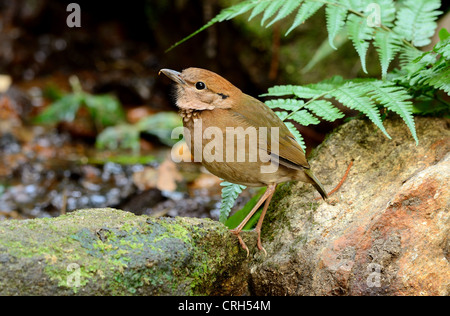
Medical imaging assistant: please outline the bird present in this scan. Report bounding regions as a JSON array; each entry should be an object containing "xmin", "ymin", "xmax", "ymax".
[{"xmin": 159, "ymin": 67, "xmax": 327, "ymax": 255}]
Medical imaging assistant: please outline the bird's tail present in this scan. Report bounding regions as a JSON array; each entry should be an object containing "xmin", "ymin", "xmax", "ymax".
[{"xmin": 304, "ymin": 169, "xmax": 328, "ymax": 200}]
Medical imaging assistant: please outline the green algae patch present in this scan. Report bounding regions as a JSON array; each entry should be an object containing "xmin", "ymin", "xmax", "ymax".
[{"xmin": 0, "ymin": 208, "xmax": 247, "ymax": 295}]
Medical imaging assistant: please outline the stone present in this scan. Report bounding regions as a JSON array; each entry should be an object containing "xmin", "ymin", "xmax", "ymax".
[{"xmin": 249, "ymin": 117, "xmax": 449, "ymax": 296}]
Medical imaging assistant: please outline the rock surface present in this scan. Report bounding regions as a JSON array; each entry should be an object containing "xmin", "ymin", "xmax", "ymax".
[
  {"xmin": 249, "ymin": 117, "xmax": 449, "ymax": 295},
  {"xmin": 0, "ymin": 117, "xmax": 448, "ymax": 295},
  {"xmin": 0, "ymin": 208, "xmax": 247, "ymax": 295}
]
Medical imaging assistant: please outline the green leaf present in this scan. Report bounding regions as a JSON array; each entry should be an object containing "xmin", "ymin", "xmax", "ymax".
[
  {"xmin": 284, "ymin": 121, "xmax": 306, "ymax": 151},
  {"xmin": 368, "ymin": 0, "xmax": 396, "ymax": 27},
  {"xmin": 166, "ymin": 0, "xmax": 257, "ymax": 52},
  {"xmin": 325, "ymin": 4, "xmax": 347, "ymax": 49},
  {"xmin": 330, "ymin": 83, "xmax": 391, "ymax": 139},
  {"xmin": 260, "ymin": 0, "xmax": 285, "ymax": 26},
  {"xmin": 347, "ymin": 14, "xmax": 373, "ymax": 73},
  {"xmin": 266, "ymin": 0, "xmax": 303, "ymax": 28},
  {"xmin": 33, "ymin": 94, "xmax": 83, "ymax": 124},
  {"xmin": 225, "ymin": 187, "xmax": 266, "ymax": 229},
  {"xmin": 136, "ymin": 112, "xmax": 183, "ymax": 146},
  {"xmin": 274, "ymin": 110, "xmax": 289, "ymax": 121},
  {"xmin": 438, "ymin": 28, "xmax": 450, "ymax": 41},
  {"xmin": 434, "ymin": 37, "xmax": 450, "ymax": 59},
  {"xmin": 84, "ymin": 94, "xmax": 126, "ymax": 129},
  {"xmin": 290, "ymin": 109, "xmax": 321, "ymax": 126},
  {"xmin": 219, "ymin": 181, "xmax": 247, "ymax": 224},
  {"xmin": 360, "ymin": 81, "xmax": 418, "ymax": 144},
  {"xmin": 302, "ymin": 29, "xmax": 348, "ymax": 73},
  {"xmin": 248, "ymin": 0, "xmax": 272, "ymax": 21},
  {"xmin": 96, "ymin": 124, "xmax": 140, "ymax": 153},
  {"xmin": 424, "ymin": 67, "xmax": 450, "ymax": 95},
  {"xmin": 265, "ymin": 98, "xmax": 305, "ymax": 110},
  {"xmin": 305, "ymin": 99, "xmax": 345, "ymax": 121},
  {"xmin": 394, "ymin": 0, "xmax": 442, "ymax": 47},
  {"xmin": 285, "ymin": 1, "xmax": 324, "ymax": 35},
  {"xmin": 264, "ymin": 84, "xmax": 327, "ymax": 99},
  {"xmin": 373, "ymin": 29, "xmax": 401, "ymax": 79}
]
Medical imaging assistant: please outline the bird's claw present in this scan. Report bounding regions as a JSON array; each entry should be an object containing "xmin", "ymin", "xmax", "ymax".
[{"xmin": 231, "ymin": 229, "xmax": 249, "ymax": 257}]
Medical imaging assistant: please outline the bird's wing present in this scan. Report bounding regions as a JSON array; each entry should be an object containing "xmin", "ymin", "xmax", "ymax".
[{"xmin": 229, "ymin": 94, "xmax": 310, "ymax": 170}]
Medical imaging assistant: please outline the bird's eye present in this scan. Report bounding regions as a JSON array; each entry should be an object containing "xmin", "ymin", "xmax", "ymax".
[{"xmin": 195, "ymin": 82, "xmax": 206, "ymax": 90}]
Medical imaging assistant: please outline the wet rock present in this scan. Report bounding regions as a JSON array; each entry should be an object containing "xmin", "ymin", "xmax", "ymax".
[{"xmin": 249, "ymin": 117, "xmax": 450, "ymax": 296}]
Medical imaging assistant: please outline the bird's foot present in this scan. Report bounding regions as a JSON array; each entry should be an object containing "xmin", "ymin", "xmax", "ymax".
[
  {"xmin": 230, "ymin": 228, "xmax": 249, "ymax": 257},
  {"xmin": 254, "ymin": 228, "xmax": 267, "ymax": 256}
]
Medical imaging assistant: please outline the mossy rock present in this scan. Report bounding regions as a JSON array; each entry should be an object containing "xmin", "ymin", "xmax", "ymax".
[{"xmin": 0, "ymin": 208, "xmax": 247, "ymax": 295}]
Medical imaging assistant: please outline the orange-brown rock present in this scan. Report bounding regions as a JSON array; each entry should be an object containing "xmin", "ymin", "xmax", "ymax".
[{"xmin": 249, "ymin": 117, "xmax": 449, "ymax": 296}]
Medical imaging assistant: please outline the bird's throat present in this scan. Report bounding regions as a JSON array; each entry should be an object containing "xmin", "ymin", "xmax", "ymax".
[{"xmin": 179, "ymin": 108, "xmax": 201, "ymax": 122}]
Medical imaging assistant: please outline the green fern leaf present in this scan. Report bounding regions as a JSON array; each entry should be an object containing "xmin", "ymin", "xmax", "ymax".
[
  {"xmin": 378, "ymin": 0, "xmax": 396, "ymax": 26},
  {"xmin": 306, "ymin": 99, "xmax": 345, "ymax": 121},
  {"xmin": 264, "ymin": 85, "xmax": 323, "ymax": 99},
  {"xmin": 284, "ymin": 122, "xmax": 306, "ymax": 151},
  {"xmin": 361, "ymin": 81, "xmax": 418, "ymax": 144},
  {"xmin": 248, "ymin": 0, "xmax": 271, "ymax": 21},
  {"xmin": 219, "ymin": 181, "xmax": 246, "ymax": 224},
  {"xmin": 265, "ymin": 98, "xmax": 305, "ymax": 110},
  {"xmin": 341, "ymin": 0, "xmax": 370, "ymax": 12},
  {"xmin": 330, "ymin": 83, "xmax": 391, "ymax": 139},
  {"xmin": 285, "ymin": 1, "xmax": 324, "ymax": 35},
  {"xmin": 394, "ymin": 0, "xmax": 442, "ymax": 47},
  {"xmin": 166, "ymin": 0, "xmax": 256, "ymax": 51},
  {"xmin": 373, "ymin": 30, "xmax": 401, "ymax": 79},
  {"xmin": 424, "ymin": 66, "xmax": 450, "ymax": 94},
  {"xmin": 433, "ymin": 37, "xmax": 450, "ymax": 59},
  {"xmin": 274, "ymin": 110, "xmax": 289, "ymax": 121},
  {"xmin": 291, "ymin": 109, "xmax": 321, "ymax": 126},
  {"xmin": 347, "ymin": 14, "xmax": 373, "ymax": 73},
  {"xmin": 260, "ymin": 0, "xmax": 285, "ymax": 26},
  {"xmin": 266, "ymin": 0, "xmax": 303, "ymax": 28},
  {"xmin": 325, "ymin": 3, "xmax": 347, "ymax": 50}
]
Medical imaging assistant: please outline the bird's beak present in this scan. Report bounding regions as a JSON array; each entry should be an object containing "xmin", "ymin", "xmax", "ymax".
[{"xmin": 159, "ymin": 69, "xmax": 186, "ymax": 85}]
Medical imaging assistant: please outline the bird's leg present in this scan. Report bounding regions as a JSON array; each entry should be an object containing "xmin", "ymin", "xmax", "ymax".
[
  {"xmin": 230, "ymin": 185, "xmax": 276, "ymax": 256},
  {"xmin": 254, "ymin": 184, "xmax": 277, "ymax": 256}
]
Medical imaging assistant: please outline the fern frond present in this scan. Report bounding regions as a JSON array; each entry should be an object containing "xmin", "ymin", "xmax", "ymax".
[
  {"xmin": 290, "ymin": 109, "xmax": 321, "ymax": 126},
  {"xmin": 265, "ymin": 98, "xmax": 305, "ymax": 110},
  {"xmin": 369, "ymin": 0, "xmax": 396, "ymax": 27},
  {"xmin": 305, "ymin": 100, "xmax": 345, "ymax": 121},
  {"xmin": 266, "ymin": 0, "xmax": 303, "ymax": 28},
  {"xmin": 284, "ymin": 122, "xmax": 306, "ymax": 150},
  {"xmin": 264, "ymin": 85, "xmax": 326, "ymax": 99},
  {"xmin": 347, "ymin": 14, "xmax": 374, "ymax": 73},
  {"xmin": 394, "ymin": 0, "xmax": 442, "ymax": 47},
  {"xmin": 264, "ymin": 77, "xmax": 346, "ymax": 99},
  {"xmin": 423, "ymin": 65, "xmax": 450, "ymax": 95},
  {"xmin": 373, "ymin": 30, "xmax": 401, "ymax": 79},
  {"xmin": 433, "ymin": 37, "xmax": 450, "ymax": 59},
  {"xmin": 260, "ymin": 0, "xmax": 285, "ymax": 26},
  {"xmin": 274, "ymin": 110, "xmax": 289, "ymax": 121},
  {"xmin": 330, "ymin": 83, "xmax": 391, "ymax": 138},
  {"xmin": 285, "ymin": 1, "xmax": 324, "ymax": 35},
  {"xmin": 248, "ymin": 0, "xmax": 271, "ymax": 21},
  {"xmin": 325, "ymin": 3, "xmax": 347, "ymax": 50},
  {"xmin": 219, "ymin": 181, "xmax": 246, "ymax": 224},
  {"xmin": 166, "ymin": 0, "xmax": 257, "ymax": 52},
  {"xmin": 360, "ymin": 81, "xmax": 418, "ymax": 144}
]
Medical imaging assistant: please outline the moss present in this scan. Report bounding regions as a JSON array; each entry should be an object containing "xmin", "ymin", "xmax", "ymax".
[{"xmin": 0, "ymin": 208, "xmax": 245, "ymax": 295}]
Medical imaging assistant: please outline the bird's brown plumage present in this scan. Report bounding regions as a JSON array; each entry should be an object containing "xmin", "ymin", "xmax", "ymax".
[{"xmin": 160, "ymin": 67, "xmax": 327, "ymax": 254}]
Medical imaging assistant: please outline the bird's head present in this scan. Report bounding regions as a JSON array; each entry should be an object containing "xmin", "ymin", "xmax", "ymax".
[{"xmin": 159, "ymin": 67, "xmax": 241, "ymax": 111}]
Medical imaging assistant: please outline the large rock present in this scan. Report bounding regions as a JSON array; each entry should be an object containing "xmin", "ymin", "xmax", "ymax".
[
  {"xmin": 0, "ymin": 208, "xmax": 247, "ymax": 295},
  {"xmin": 249, "ymin": 117, "xmax": 449, "ymax": 295}
]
